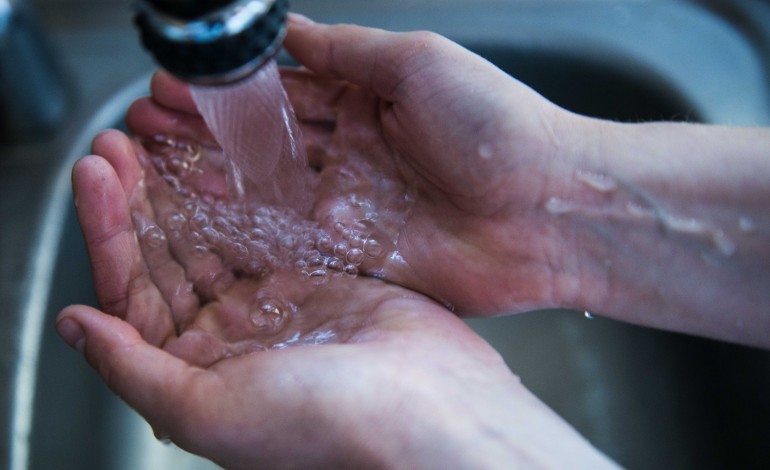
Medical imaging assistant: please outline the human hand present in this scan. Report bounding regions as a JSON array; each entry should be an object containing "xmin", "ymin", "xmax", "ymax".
[
  {"xmin": 54, "ymin": 134, "xmax": 612, "ymax": 468},
  {"xmin": 282, "ymin": 16, "xmax": 593, "ymax": 316},
  {"xmin": 279, "ymin": 18, "xmax": 770, "ymax": 347}
]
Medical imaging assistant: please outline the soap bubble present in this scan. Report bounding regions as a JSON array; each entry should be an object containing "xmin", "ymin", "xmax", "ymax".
[
  {"xmin": 327, "ymin": 257, "xmax": 344, "ymax": 272},
  {"xmin": 345, "ymin": 248, "xmax": 365, "ymax": 266},
  {"xmin": 140, "ymin": 225, "xmax": 167, "ymax": 250},
  {"xmin": 165, "ymin": 212, "xmax": 186, "ymax": 231},
  {"xmin": 190, "ymin": 213, "xmax": 210, "ymax": 232},
  {"xmin": 363, "ymin": 238, "xmax": 384, "ymax": 258},
  {"xmin": 333, "ymin": 242, "xmax": 348, "ymax": 258},
  {"xmin": 307, "ymin": 269, "xmax": 328, "ymax": 285},
  {"xmin": 249, "ymin": 298, "xmax": 289, "ymax": 335},
  {"xmin": 348, "ymin": 235, "xmax": 364, "ymax": 249},
  {"xmin": 317, "ymin": 235, "xmax": 333, "ymax": 253}
]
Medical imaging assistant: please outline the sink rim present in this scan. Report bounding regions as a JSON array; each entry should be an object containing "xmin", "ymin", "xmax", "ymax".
[{"xmin": 9, "ymin": 73, "xmax": 152, "ymax": 470}]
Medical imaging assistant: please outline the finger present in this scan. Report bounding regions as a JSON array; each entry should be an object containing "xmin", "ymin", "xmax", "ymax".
[
  {"xmin": 126, "ymin": 97, "xmax": 218, "ymax": 146},
  {"xmin": 91, "ymin": 129, "xmax": 144, "ymax": 193},
  {"xmin": 55, "ymin": 305, "xmax": 209, "ymax": 443},
  {"xmin": 72, "ymin": 155, "xmax": 175, "ymax": 345},
  {"xmin": 105, "ymin": 137, "xmax": 214, "ymax": 328},
  {"xmin": 72, "ymin": 155, "xmax": 146, "ymax": 314},
  {"xmin": 284, "ymin": 15, "xmax": 451, "ymax": 102},
  {"xmin": 151, "ymin": 69, "xmax": 200, "ymax": 115},
  {"xmin": 131, "ymin": 208, "xmax": 201, "ymax": 331},
  {"xmin": 137, "ymin": 157, "xmax": 237, "ymax": 303}
]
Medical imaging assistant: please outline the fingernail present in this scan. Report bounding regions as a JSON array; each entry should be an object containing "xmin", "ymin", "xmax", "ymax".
[
  {"xmin": 288, "ymin": 12, "xmax": 314, "ymax": 26},
  {"xmin": 56, "ymin": 318, "xmax": 85, "ymax": 352}
]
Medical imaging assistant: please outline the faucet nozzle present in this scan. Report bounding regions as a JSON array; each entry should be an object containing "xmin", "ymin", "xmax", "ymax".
[{"xmin": 134, "ymin": 0, "xmax": 289, "ymax": 85}]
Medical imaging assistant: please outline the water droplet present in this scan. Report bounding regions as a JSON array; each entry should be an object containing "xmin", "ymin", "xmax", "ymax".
[
  {"xmin": 183, "ymin": 203, "xmax": 199, "ymax": 219},
  {"xmin": 576, "ymin": 170, "xmax": 618, "ymax": 193},
  {"xmin": 161, "ymin": 174, "xmax": 181, "ymax": 190},
  {"xmin": 545, "ymin": 197, "xmax": 577, "ymax": 215},
  {"xmin": 584, "ymin": 311, "xmax": 595, "ymax": 320},
  {"xmin": 167, "ymin": 156, "xmax": 190, "ymax": 177},
  {"xmin": 307, "ymin": 269, "xmax": 328, "ymax": 285},
  {"xmin": 343, "ymin": 264, "xmax": 358, "ymax": 277},
  {"xmin": 306, "ymin": 253, "xmax": 325, "ymax": 268},
  {"xmin": 190, "ymin": 213, "xmax": 210, "ymax": 231},
  {"xmin": 295, "ymin": 259, "xmax": 308, "ymax": 272},
  {"xmin": 348, "ymin": 235, "xmax": 364, "ymax": 249},
  {"xmin": 317, "ymin": 235, "xmax": 333, "ymax": 253},
  {"xmin": 213, "ymin": 216, "xmax": 233, "ymax": 235},
  {"xmin": 249, "ymin": 299, "xmax": 288, "ymax": 335},
  {"xmin": 140, "ymin": 225, "xmax": 167, "ymax": 249},
  {"xmin": 327, "ymin": 257, "xmax": 344, "ymax": 272},
  {"xmin": 370, "ymin": 269, "xmax": 386, "ymax": 280},
  {"xmin": 165, "ymin": 212, "xmax": 186, "ymax": 231},
  {"xmin": 333, "ymin": 242, "xmax": 348, "ymax": 258},
  {"xmin": 250, "ymin": 227, "xmax": 269, "ymax": 240},
  {"xmin": 363, "ymin": 238, "xmax": 384, "ymax": 258},
  {"xmin": 201, "ymin": 226, "xmax": 220, "ymax": 243},
  {"xmin": 345, "ymin": 248, "xmax": 365, "ymax": 266},
  {"xmin": 227, "ymin": 241, "xmax": 249, "ymax": 259}
]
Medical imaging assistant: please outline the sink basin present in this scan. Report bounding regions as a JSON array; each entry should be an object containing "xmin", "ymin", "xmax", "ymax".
[{"xmin": 5, "ymin": 1, "xmax": 770, "ymax": 469}]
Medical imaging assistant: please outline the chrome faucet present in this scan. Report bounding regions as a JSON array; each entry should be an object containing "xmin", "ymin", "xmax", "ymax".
[
  {"xmin": 0, "ymin": 0, "xmax": 68, "ymax": 143},
  {"xmin": 133, "ymin": 0, "xmax": 289, "ymax": 85}
]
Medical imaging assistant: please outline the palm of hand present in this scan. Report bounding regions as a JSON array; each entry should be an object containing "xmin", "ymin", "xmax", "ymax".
[
  {"xmin": 102, "ymin": 68, "xmax": 453, "ymax": 359},
  {"xmin": 288, "ymin": 64, "xmax": 567, "ymax": 316}
]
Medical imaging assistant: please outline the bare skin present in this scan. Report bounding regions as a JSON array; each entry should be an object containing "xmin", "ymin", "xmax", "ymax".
[
  {"xmin": 280, "ymin": 17, "xmax": 770, "ymax": 346},
  {"xmin": 56, "ymin": 13, "xmax": 770, "ymax": 470},
  {"xmin": 56, "ymin": 133, "xmax": 614, "ymax": 468},
  {"xmin": 54, "ymin": 23, "xmax": 616, "ymax": 469}
]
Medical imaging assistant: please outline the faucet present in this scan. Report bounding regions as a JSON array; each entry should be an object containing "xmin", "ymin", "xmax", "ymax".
[
  {"xmin": 0, "ymin": 0, "xmax": 68, "ymax": 143},
  {"xmin": 133, "ymin": 0, "xmax": 289, "ymax": 85}
]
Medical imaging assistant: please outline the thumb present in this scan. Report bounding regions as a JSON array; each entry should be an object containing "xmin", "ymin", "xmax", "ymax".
[
  {"xmin": 55, "ymin": 305, "xmax": 204, "ymax": 439},
  {"xmin": 284, "ymin": 14, "xmax": 448, "ymax": 102}
]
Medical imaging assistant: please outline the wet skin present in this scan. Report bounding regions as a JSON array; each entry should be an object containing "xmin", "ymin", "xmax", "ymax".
[
  {"xmin": 54, "ymin": 35, "xmax": 614, "ymax": 466},
  {"xmin": 57, "ymin": 78, "xmax": 611, "ymax": 468}
]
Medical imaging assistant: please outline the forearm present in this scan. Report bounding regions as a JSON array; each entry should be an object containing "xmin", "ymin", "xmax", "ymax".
[{"xmin": 554, "ymin": 118, "xmax": 770, "ymax": 347}]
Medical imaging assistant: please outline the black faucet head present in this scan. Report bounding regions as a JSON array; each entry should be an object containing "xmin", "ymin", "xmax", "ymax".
[{"xmin": 134, "ymin": 0, "xmax": 289, "ymax": 85}]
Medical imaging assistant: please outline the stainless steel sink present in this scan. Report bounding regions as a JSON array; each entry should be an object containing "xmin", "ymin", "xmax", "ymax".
[{"xmin": 3, "ymin": 1, "xmax": 770, "ymax": 469}]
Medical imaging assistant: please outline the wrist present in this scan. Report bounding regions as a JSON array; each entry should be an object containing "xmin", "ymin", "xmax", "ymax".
[
  {"xmin": 535, "ymin": 112, "xmax": 615, "ymax": 311},
  {"xmin": 361, "ymin": 360, "xmax": 614, "ymax": 469},
  {"xmin": 545, "ymin": 118, "xmax": 770, "ymax": 346}
]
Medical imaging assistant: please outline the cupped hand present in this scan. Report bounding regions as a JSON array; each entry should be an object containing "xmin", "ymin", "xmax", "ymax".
[
  {"xmin": 282, "ymin": 17, "xmax": 589, "ymax": 315},
  {"xmin": 55, "ymin": 131, "xmax": 610, "ymax": 468}
]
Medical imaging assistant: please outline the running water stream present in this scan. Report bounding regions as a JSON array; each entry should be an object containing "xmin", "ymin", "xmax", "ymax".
[{"xmin": 190, "ymin": 60, "xmax": 313, "ymax": 213}]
